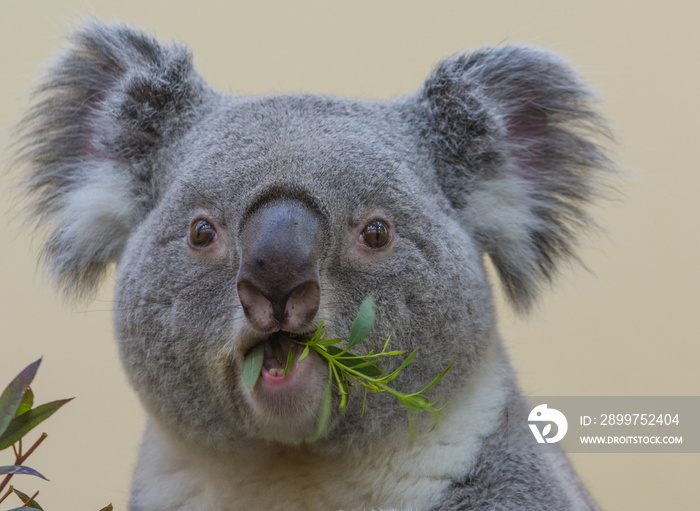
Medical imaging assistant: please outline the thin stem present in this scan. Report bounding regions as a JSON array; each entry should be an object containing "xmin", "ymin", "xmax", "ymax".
[
  {"xmin": 0, "ymin": 433, "xmax": 48, "ymax": 494},
  {"xmin": 17, "ymin": 433, "xmax": 48, "ymax": 465},
  {"xmin": 0, "ymin": 472, "xmax": 12, "ymax": 496},
  {"xmin": 299, "ymin": 324, "xmax": 451, "ymax": 432},
  {"xmin": 0, "ymin": 486, "xmax": 12, "ymax": 505},
  {"xmin": 329, "ymin": 362, "xmax": 342, "ymax": 389},
  {"xmin": 22, "ymin": 489, "xmax": 40, "ymax": 508}
]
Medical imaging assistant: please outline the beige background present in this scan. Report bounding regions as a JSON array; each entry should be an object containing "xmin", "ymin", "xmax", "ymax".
[{"xmin": 1, "ymin": 1, "xmax": 698, "ymax": 509}]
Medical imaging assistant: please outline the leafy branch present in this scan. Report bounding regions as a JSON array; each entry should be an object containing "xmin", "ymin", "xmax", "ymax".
[
  {"xmin": 244, "ymin": 295, "xmax": 453, "ymax": 442},
  {"xmin": 0, "ymin": 359, "xmax": 111, "ymax": 511}
]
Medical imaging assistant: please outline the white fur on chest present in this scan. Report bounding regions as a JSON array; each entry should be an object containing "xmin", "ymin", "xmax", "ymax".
[{"xmin": 130, "ymin": 343, "xmax": 509, "ymax": 511}]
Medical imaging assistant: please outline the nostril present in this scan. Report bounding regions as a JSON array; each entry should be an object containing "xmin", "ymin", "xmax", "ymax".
[
  {"xmin": 237, "ymin": 279, "xmax": 320, "ymax": 333},
  {"xmin": 285, "ymin": 281, "xmax": 321, "ymax": 331},
  {"xmin": 237, "ymin": 280, "xmax": 277, "ymax": 332}
]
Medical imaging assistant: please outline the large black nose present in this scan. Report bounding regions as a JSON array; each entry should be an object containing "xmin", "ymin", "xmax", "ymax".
[{"xmin": 237, "ymin": 200, "xmax": 324, "ymax": 333}]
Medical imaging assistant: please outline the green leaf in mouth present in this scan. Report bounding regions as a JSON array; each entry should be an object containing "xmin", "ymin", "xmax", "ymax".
[
  {"xmin": 240, "ymin": 294, "xmax": 453, "ymax": 443},
  {"xmin": 283, "ymin": 345, "xmax": 295, "ymax": 376},
  {"xmin": 243, "ymin": 343, "xmax": 265, "ymax": 390}
]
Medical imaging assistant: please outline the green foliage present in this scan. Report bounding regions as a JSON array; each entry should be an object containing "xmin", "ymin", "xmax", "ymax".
[
  {"xmin": 0, "ymin": 360, "xmax": 41, "ymax": 440},
  {"xmin": 346, "ymin": 293, "xmax": 376, "ymax": 350},
  {"xmin": 0, "ymin": 468, "xmax": 45, "ymax": 480},
  {"xmin": 8, "ymin": 488, "xmax": 42, "ymax": 510},
  {"xmin": 306, "ymin": 380, "xmax": 333, "ymax": 443},
  {"xmin": 0, "ymin": 359, "xmax": 108, "ymax": 510},
  {"xmin": 242, "ymin": 294, "xmax": 453, "ymax": 442},
  {"xmin": 0, "ymin": 400, "xmax": 72, "ymax": 452},
  {"xmin": 297, "ymin": 296, "xmax": 453, "ymax": 442},
  {"xmin": 243, "ymin": 343, "xmax": 265, "ymax": 391}
]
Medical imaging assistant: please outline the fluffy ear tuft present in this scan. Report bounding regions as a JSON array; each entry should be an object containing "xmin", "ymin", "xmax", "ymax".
[
  {"xmin": 13, "ymin": 21, "xmax": 212, "ymax": 299},
  {"xmin": 420, "ymin": 46, "xmax": 614, "ymax": 312}
]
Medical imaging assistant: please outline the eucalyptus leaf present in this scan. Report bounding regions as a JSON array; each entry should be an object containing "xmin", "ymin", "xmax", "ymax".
[
  {"xmin": 347, "ymin": 294, "xmax": 375, "ymax": 349},
  {"xmin": 11, "ymin": 487, "xmax": 44, "ymax": 509},
  {"xmin": 338, "ymin": 382, "xmax": 349, "ymax": 410},
  {"xmin": 325, "ymin": 346, "xmax": 383, "ymax": 377},
  {"xmin": 243, "ymin": 344, "xmax": 265, "ymax": 390},
  {"xmin": 283, "ymin": 346, "xmax": 295, "ymax": 376},
  {"xmin": 16, "ymin": 388, "xmax": 34, "ymax": 417},
  {"xmin": 306, "ymin": 378, "xmax": 332, "ymax": 442},
  {"xmin": 343, "ymin": 361, "xmax": 384, "ymax": 379},
  {"xmin": 294, "ymin": 293, "xmax": 453, "ymax": 442},
  {"xmin": 384, "ymin": 348, "xmax": 418, "ymax": 382},
  {"xmin": 272, "ymin": 341, "xmax": 284, "ymax": 365},
  {"xmin": 400, "ymin": 394, "xmax": 432, "ymax": 412},
  {"xmin": 298, "ymin": 345, "xmax": 310, "ymax": 362},
  {"xmin": 0, "ymin": 465, "xmax": 47, "ymax": 480},
  {"xmin": 316, "ymin": 337, "xmax": 344, "ymax": 347},
  {"xmin": 307, "ymin": 321, "xmax": 326, "ymax": 344},
  {"xmin": 0, "ymin": 359, "xmax": 41, "ymax": 439},
  {"xmin": 416, "ymin": 359, "xmax": 455, "ymax": 394},
  {"xmin": 324, "ymin": 345, "xmax": 342, "ymax": 356},
  {"xmin": 0, "ymin": 398, "xmax": 72, "ymax": 451}
]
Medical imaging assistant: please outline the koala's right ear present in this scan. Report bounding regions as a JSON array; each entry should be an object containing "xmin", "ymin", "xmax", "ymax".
[
  {"xmin": 14, "ymin": 21, "xmax": 213, "ymax": 299},
  {"xmin": 418, "ymin": 47, "xmax": 613, "ymax": 312}
]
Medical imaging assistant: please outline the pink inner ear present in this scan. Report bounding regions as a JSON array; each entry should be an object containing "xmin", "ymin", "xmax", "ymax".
[{"xmin": 506, "ymin": 102, "xmax": 547, "ymax": 182}]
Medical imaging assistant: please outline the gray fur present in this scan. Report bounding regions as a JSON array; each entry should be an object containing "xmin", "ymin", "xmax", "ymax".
[
  {"xmin": 13, "ymin": 21, "xmax": 611, "ymax": 511},
  {"xmin": 14, "ymin": 20, "xmax": 214, "ymax": 298},
  {"xmin": 420, "ymin": 48, "xmax": 613, "ymax": 311}
]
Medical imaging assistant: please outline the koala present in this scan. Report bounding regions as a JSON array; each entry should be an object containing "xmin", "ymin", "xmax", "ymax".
[{"xmin": 14, "ymin": 21, "xmax": 612, "ymax": 511}]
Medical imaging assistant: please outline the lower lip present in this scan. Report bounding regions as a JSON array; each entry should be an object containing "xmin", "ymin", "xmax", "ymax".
[
  {"xmin": 256, "ymin": 343, "xmax": 308, "ymax": 390},
  {"xmin": 260, "ymin": 365, "xmax": 294, "ymax": 385}
]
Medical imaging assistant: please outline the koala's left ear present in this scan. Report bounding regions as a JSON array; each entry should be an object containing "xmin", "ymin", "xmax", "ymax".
[
  {"xmin": 14, "ymin": 21, "xmax": 214, "ymax": 299},
  {"xmin": 418, "ymin": 46, "xmax": 613, "ymax": 312}
]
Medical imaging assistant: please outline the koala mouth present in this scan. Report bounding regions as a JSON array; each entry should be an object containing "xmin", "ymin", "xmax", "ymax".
[
  {"xmin": 246, "ymin": 332, "xmax": 305, "ymax": 384},
  {"xmin": 241, "ymin": 330, "xmax": 328, "ymax": 439},
  {"xmin": 241, "ymin": 330, "xmax": 324, "ymax": 421},
  {"xmin": 262, "ymin": 333, "xmax": 302, "ymax": 379}
]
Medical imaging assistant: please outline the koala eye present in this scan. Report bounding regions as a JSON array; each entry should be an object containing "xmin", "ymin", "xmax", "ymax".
[
  {"xmin": 361, "ymin": 219, "xmax": 390, "ymax": 249},
  {"xmin": 188, "ymin": 219, "xmax": 217, "ymax": 248}
]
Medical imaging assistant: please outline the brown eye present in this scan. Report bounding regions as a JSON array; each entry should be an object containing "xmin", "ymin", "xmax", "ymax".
[
  {"xmin": 188, "ymin": 219, "xmax": 216, "ymax": 248},
  {"xmin": 361, "ymin": 219, "xmax": 390, "ymax": 249}
]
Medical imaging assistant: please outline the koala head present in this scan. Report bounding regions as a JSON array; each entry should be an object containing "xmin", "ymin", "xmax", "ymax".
[{"xmin": 16, "ymin": 22, "xmax": 611, "ymax": 449}]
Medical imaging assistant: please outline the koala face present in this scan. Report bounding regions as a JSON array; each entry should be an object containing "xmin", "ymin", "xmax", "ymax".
[
  {"xmin": 113, "ymin": 94, "xmax": 494, "ymax": 446},
  {"xmin": 15, "ymin": 22, "xmax": 611, "ymax": 452}
]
